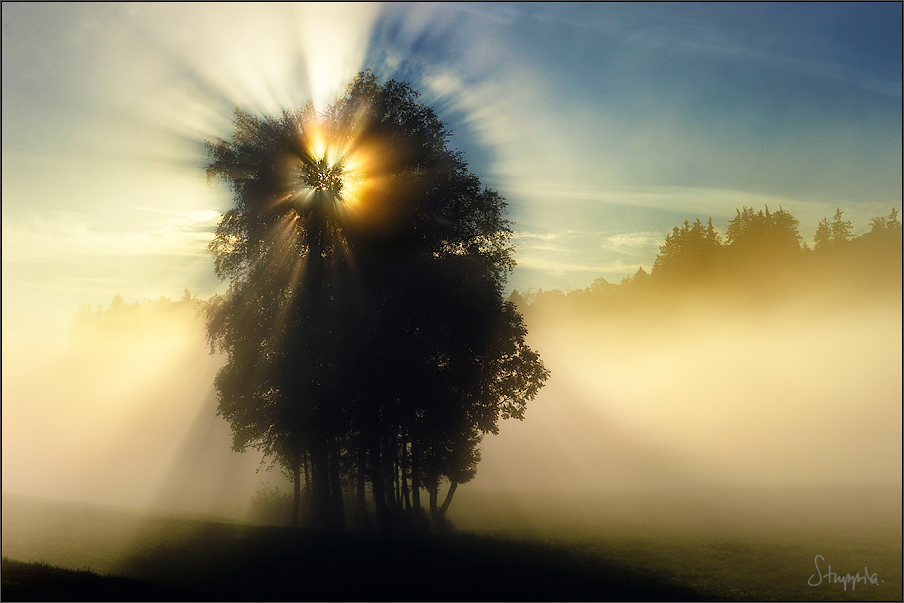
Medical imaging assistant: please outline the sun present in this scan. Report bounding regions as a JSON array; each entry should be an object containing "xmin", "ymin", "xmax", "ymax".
[
  {"xmin": 294, "ymin": 122, "xmax": 372, "ymax": 224},
  {"xmin": 303, "ymin": 156, "xmax": 346, "ymax": 196}
]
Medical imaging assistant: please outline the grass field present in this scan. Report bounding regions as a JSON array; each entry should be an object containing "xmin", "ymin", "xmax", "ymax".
[{"xmin": 2, "ymin": 490, "xmax": 900, "ymax": 601}]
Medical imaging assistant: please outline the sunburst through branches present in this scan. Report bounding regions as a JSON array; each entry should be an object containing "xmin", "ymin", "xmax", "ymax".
[
  {"xmin": 303, "ymin": 156, "xmax": 346, "ymax": 196},
  {"xmin": 204, "ymin": 71, "xmax": 548, "ymax": 532}
]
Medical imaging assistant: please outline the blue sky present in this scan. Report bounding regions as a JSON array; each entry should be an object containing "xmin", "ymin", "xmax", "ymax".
[{"xmin": 3, "ymin": 2, "xmax": 901, "ymax": 338}]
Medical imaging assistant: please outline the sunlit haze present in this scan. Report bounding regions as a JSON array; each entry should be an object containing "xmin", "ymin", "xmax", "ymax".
[{"xmin": 2, "ymin": 2, "xmax": 901, "ymax": 537}]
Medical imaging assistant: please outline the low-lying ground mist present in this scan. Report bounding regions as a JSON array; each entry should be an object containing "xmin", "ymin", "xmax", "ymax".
[
  {"xmin": 3, "ymin": 488, "xmax": 900, "ymax": 601},
  {"xmin": 2, "ymin": 245, "xmax": 900, "ymax": 600},
  {"xmin": 1, "ymin": 297, "xmax": 287, "ymax": 520}
]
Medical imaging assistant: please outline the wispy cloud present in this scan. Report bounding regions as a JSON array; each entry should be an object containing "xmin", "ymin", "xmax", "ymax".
[
  {"xmin": 2, "ymin": 209, "xmax": 220, "ymax": 262},
  {"xmin": 518, "ymin": 256, "xmax": 638, "ymax": 280},
  {"xmin": 511, "ymin": 230, "xmax": 607, "ymax": 254},
  {"xmin": 515, "ymin": 254, "xmax": 638, "ymax": 277},
  {"xmin": 511, "ymin": 229, "xmax": 656, "ymax": 290},
  {"xmin": 603, "ymin": 231, "xmax": 662, "ymax": 257}
]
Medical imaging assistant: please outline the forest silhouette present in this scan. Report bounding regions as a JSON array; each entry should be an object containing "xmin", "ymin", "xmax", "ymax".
[{"xmin": 514, "ymin": 205, "xmax": 902, "ymax": 318}]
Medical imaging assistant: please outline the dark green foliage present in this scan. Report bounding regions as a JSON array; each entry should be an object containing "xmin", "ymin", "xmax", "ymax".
[{"xmin": 204, "ymin": 71, "xmax": 548, "ymax": 530}]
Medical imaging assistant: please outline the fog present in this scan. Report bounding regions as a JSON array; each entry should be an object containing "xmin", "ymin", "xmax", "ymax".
[
  {"xmin": 3, "ymin": 282, "xmax": 899, "ymax": 533},
  {"xmin": 2, "ymin": 298, "xmax": 286, "ymax": 519},
  {"xmin": 477, "ymin": 303, "xmax": 901, "ymax": 492}
]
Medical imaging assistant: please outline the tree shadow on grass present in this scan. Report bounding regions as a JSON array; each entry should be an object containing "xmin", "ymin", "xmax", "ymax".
[{"xmin": 107, "ymin": 521, "xmax": 713, "ymax": 601}]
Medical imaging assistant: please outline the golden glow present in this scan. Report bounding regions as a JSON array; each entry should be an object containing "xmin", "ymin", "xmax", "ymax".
[
  {"xmin": 288, "ymin": 115, "xmax": 392, "ymax": 231},
  {"xmin": 1, "ymin": 301, "xmax": 268, "ymax": 516},
  {"xmin": 474, "ymin": 301, "xmax": 902, "ymax": 496}
]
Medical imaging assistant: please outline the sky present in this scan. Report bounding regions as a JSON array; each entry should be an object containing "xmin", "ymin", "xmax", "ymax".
[
  {"xmin": 3, "ymin": 2, "xmax": 901, "ymax": 336},
  {"xmin": 1, "ymin": 3, "xmax": 901, "ymax": 517}
]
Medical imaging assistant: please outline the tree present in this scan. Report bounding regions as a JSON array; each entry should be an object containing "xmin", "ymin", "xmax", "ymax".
[
  {"xmin": 869, "ymin": 207, "xmax": 902, "ymax": 234},
  {"xmin": 813, "ymin": 208, "xmax": 854, "ymax": 251},
  {"xmin": 726, "ymin": 206, "xmax": 802, "ymax": 258},
  {"xmin": 204, "ymin": 71, "xmax": 548, "ymax": 531},
  {"xmin": 651, "ymin": 218, "xmax": 722, "ymax": 280},
  {"xmin": 830, "ymin": 208, "xmax": 853, "ymax": 244},
  {"xmin": 813, "ymin": 217, "xmax": 833, "ymax": 251}
]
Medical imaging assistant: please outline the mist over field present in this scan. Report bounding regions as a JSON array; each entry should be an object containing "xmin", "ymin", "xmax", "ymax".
[
  {"xmin": 481, "ymin": 302, "xmax": 902, "ymax": 491},
  {"xmin": 4, "ymin": 278, "xmax": 900, "ymax": 534},
  {"xmin": 3, "ymin": 220, "xmax": 901, "ymax": 601},
  {"xmin": 2, "ymin": 298, "xmax": 273, "ymax": 518}
]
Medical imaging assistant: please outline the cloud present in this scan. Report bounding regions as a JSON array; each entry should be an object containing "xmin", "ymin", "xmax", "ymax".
[
  {"xmin": 512, "ymin": 229, "xmax": 654, "ymax": 287},
  {"xmin": 2, "ymin": 209, "xmax": 219, "ymax": 262},
  {"xmin": 515, "ymin": 254, "xmax": 637, "ymax": 277},
  {"xmin": 131, "ymin": 207, "xmax": 221, "ymax": 234},
  {"xmin": 603, "ymin": 231, "xmax": 662, "ymax": 256},
  {"xmin": 511, "ymin": 230, "xmax": 607, "ymax": 254},
  {"xmin": 2, "ymin": 209, "xmax": 224, "ymax": 337}
]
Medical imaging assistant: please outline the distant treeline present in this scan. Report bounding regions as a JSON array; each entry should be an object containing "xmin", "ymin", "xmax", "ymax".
[
  {"xmin": 74, "ymin": 289, "xmax": 201, "ymax": 325},
  {"xmin": 513, "ymin": 206, "xmax": 902, "ymax": 313}
]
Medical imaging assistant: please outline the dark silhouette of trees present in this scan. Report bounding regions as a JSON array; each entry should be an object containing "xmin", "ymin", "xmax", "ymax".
[
  {"xmin": 204, "ymin": 71, "xmax": 548, "ymax": 531},
  {"xmin": 868, "ymin": 207, "xmax": 901, "ymax": 234},
  {"xmin": 651, "ymin": 218, "xmax": 722, "ymax": 281},
  {"xmin": 518, "ymin": 205, "xmax": 900, "ymax": 317},
  {"xmin": 814, "ymin": 208, "xmax": 854, "ymax": 251},
  {"xmin": 830, "ymin": 209, "xmax": 854, "ymax": 244},
  {"xmin": 720, "ymin": 206, "xmax": 805, "ymax": 286},
  {"xmin": 726, "ymin": 206, "xmax": 802, "ymax": 258}
]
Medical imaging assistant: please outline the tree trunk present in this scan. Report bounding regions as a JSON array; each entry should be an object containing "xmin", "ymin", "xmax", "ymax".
[
  {"xmin": 293, "ymin": 462, "xmax": 301, "ymax": 528},
  {"xmin": 401, "ymin": 462, "xmax": 411, "ymax": 514},
  {"xmin": 309, "ymin": 437, "xmax": 330, "ymax": 530},
  {"xmin": 328, "ymin": 436, "xmax": 345, "ymax": 531},
  {"xmin": 394, "ymin": 459, "xmax": 402, "ymax": 511},
  {"xmin": 356, "ymin": 438, "xmax": 368, "ymax": 530},
  {"xmin": 301, "ymin": 451, "xmax": 311, "ymax": 528},
  {"xmin": 400, "ymin": 427, "xmax": 411, "ymax": 514},
  {"xmin": 438, "ymin": 480, "xmax": 458, "ymax": 518},
  {"xmin": 382, "ymin": 435, "xmax": 397, "ymax": 511},
  {"xmin": 429, "ymin": 485, "xmax": 437, "ymax": 516},
  {"xmin": 369, "ymin": 439, "xmax": 392, "ymax": 531},
  {"xmin": 410, "ymin": 440, "xmax": 421, "ymax": 513}
]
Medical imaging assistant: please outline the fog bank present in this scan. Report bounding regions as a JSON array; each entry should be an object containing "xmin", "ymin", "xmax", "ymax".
[{"xmin": 3, "ymin": 289, "xmax": 900, "ymax": 530}]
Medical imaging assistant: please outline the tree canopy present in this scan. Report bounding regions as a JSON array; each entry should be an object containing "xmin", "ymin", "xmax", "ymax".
[
  {"xmin": 652, "ymin": 218, "xmax": 721, "ymax": 280},
  {"xmin": 204, "ymin": 71, "xmax": 548, "ymax": 531}
]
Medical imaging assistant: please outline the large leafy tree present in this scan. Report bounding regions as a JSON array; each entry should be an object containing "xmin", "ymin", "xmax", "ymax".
[{"xmin": 204, "ymin": 72, "xmax": 548, "ymax": 531}]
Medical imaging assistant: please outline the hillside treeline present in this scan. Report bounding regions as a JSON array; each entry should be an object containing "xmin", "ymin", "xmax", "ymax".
[{"xmin": 514, "ymin": 206, "xmax": 902, "ymax": 316}]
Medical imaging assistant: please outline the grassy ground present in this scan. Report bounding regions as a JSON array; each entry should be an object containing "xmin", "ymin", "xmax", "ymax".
[
  {"xmin": 3, "ymin": 527, "xmax": 705, "ymax": 601},
  {"xmin": 2, "ymin": 491, "xmax": 900, "ymax": 601},
  {"xmin": 1, "ymin": 559, "xmax": 197, "ymax": 602}
]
